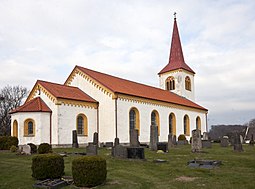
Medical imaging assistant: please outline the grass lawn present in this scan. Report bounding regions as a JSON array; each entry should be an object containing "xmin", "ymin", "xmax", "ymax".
[{"xmin": 0, "ymin": 144, "xmax": 255, "ymax": 189}]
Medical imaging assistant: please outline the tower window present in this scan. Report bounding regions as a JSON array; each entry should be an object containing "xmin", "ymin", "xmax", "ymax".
[
  {"xmin": 185, "ymin": 76, "xmax": 191, "ymax": 91},
  {"xmin": 166, "ymin": 76, "xmax": 175, "ymax": 91}
]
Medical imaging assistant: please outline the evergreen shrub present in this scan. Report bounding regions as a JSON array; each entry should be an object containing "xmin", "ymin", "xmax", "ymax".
[
  {"xmin": 178, "ymin": 134, "xmax": 187, "ymax": 141},
  {"xmin": 27, "ymin": 143, "xmax": 37, "ymax": 154},
  {"xmin": 0, "ymin": 136, "xmax": 18, "ymax": 150},
  {"xmin": 72, "ymin": 156, "xmax": 107, "ymax": 187},
  {"xmin": 38, "ymin": 143, "xmax": 52, "ymax": 154},
  {"xmin": 10, "ymin": 145, "xmax": 17, "ymax": 152},
  {"xmin": 31, "ymin": 154, "xmax": 64, "ymax": 180}
]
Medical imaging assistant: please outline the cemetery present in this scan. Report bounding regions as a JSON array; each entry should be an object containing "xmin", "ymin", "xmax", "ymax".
[{"xmin": 0, "ymin": 132, "xmax": 255, "ymax": 189}]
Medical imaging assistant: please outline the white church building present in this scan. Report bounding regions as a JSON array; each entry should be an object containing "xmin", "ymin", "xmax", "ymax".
[{"xmin": 10, "ymin": 17, "xmax": 208, "ymax": 146}]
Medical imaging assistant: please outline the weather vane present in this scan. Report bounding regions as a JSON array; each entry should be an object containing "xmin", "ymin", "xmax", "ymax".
[{"xmin": 174, "ymin": 12, "xmax": 177, "ymax": 19}]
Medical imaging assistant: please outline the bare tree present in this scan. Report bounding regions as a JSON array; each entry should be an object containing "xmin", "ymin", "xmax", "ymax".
[{"xmin": 0, "ymin": 85, "xmax": 28, "ymax": 136}]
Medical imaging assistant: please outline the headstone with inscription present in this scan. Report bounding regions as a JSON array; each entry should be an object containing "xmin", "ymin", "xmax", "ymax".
[
  {"xmin": 130, "ymin": 129, "xmax": 139, "ymax": 147},
  {"xmin": 191, "ymin": 129, "xmax": 202, "ymax": 153},
  {"xmin": 150, "ymin": 125, "xmax": 158, "ymax": 151},
  {"xmin": 72, "ymin": 130, "xmax": 79, "ymax": 148}
]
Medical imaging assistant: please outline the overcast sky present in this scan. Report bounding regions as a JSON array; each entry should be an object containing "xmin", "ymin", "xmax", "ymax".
[{"xmin": 1, "ymin": 0, "xmax": 255, "ymax": 127}]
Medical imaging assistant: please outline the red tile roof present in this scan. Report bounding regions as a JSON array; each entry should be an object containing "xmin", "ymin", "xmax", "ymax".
[
  {"xmin": 37, "ymin": 80, "xmax": 97, "ymax": 103},
  {"xmin": 75, "ymin": 66, "xmax": 207, "ymax": 111},
  {"xmin": 159, "ymin": 18, "xmax": 195, "ymax": 74},
  {"xmin": 10, "ymin": 97, "xmax": 52, "ymax": 113}
]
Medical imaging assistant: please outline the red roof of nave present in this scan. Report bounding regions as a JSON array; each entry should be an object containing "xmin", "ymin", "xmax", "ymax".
[
  {"xmin": 36, "ymin": 80, "xmax": 97, "ymax": 103},
  {"xmin": 75, "ymin": 66, "xmax": 207, "ymax": 111},
  {"xmin": 159, "ymin": 17, "xmax": 195, "ymax": 74},
  {"xmin": 10, "ymin": 97, "xmax": 52, "ymax": 113}
]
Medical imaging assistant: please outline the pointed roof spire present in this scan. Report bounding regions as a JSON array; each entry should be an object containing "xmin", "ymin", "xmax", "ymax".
[{"xmin": 159, "ymin": 13, "xmax": 195, "ymax": 74}]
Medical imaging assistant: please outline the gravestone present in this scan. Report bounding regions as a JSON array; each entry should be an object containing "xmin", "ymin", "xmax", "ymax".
[
  {"xmin": 86, "ymin": 143, "xmax": 98, "ymax": 155},
  {"xmin": 19, "ymin": 145, "xmax": 31, "ymax": 155},
  {"xmin": 202, "ymin": 140, "xmax": 212, "ymax": 148},
  {"xmin": 114, "ymin": 137, "xmax": 120, "ymax": 146},
  {"xmin": 203, "ymin": 132, "xmax": 209, "ymax": 140},
  {"xmin": 150, "ymin": 125, "xmax": 158, "ymax": 151},
  {"xmin": 157, "ymin": 142, "xmax": 168, "ymax": 152},
  {"xmin": 249, "ymin": 134, "xmax": 254, "ymax": 146},
  {"xmin": 172, "ymin": 135, "xmax": 177, "ymax": 145},
  {"xmin": 105, "ymin": 142, "xmax": 113, "ymax": 148},
  {"xmin": 72, "ymin": 130, "xmax": 79, "ymax": 148},
  {"xmin": 220, "ymin": 136, "xmax": 229, "ymax": 147},
  {"xmin": 112, "ymin": 145, "xmax": 127, "ymax": 158},
  {"xmin": 233, "ymin": 134, "xmax": 243, "ymax": 152},
  {"xmin": 191, "ymin": 129, "xmax": 202, "ymax": 153},
  {"xmin": 130, "ymin": 129, "xmax": 139, "ymax": 147},
  {"xmin": 168, "ymin": 133, "xmax": 174, "ymax": 150},
  {"xmin": 127, "ymin": 147, "xmax": 145, "ymax": 159},
  {"xmin": 93, "ymin": 132, "xmax": 99, "ymax": 146}
]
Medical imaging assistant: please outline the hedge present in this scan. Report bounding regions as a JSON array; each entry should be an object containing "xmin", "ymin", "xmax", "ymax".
[
  {"xmin": 31, "ymin": 153, "xmax": 64, "ymax": 180},
  {"xmin": 0, "ymin": 136, "xmax": 18, "ymax": 150},
  {"xmin": 38, "ymin": 143, "xmax": 52, "ymax": 154},
  {"xmin": 72, "ymin": 156, "xmax": 107, "ymax": 187}
]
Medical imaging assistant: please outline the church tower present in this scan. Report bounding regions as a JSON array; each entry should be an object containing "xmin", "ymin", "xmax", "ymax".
[{"xmin": 159, "ymin": 14, "xmax": 195, "ymax": 101}]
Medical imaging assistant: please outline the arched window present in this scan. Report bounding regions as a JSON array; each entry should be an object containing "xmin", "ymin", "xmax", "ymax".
[
  {"xmin": 166, "ymin": 76, "xmax": 175, "ymax": 91},
  {"xmin": 151, "ymin": 110, "xmax": 160, "ymax": 135},
  {"xmin": 183, "ymin": 115, "xmax": 190, "ymax": 136},
  {"xmin": 76, "ymin": 114, "xmax": 88, "ymax": 136},
  {"xmin": 13, "ymin": 120, "xmax": 18, "ymax": 137},
  {"xmin": 129, "ymin": 108, "xmax": 140, "ymax": 135},
  {"xmin": 24, "ymin": 119, "xmax": 35, "ymax": 136},
  {"xmin": 169, "ymin": 113, "xmax": 176, "ymax": 135},
  {"xmin": 185, "ymin": 76, "xmax": 191, "ymax": 91},
  {"xmin": 196, "ymin": 116, "xmax": 201, "ymax": 130}
]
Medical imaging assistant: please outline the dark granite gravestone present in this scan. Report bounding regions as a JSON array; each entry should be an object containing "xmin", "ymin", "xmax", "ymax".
[
  {"xmin": 157, "ymin": 142, "xmax": 168, "ymax": 152},
  {"xmin": 150, "ymin": 125, "xmax": 158, "ymax": 151},
  {"xmin": 112, "ymin": 145, "xmax": 127, "ymax": 158},
  {"xmin": 127, "ymin": 147, "xmax": 145, "ymax": 159},
  {"xmin": 86, "ymin": 143, "xmax": 98, "ymax": 155},
  {"xmin": 105, "ymin": 142, "xmax": 113, "ymax": 147},
  {"xmin": 114, "ymin": 137, "xmax": 120, "ymax": 146},
  {"xmin": 220, "ymin": 136, "xmax": 229, "ymax": 147},
  {"xmin": 249, "ymin": 134, "xmax": 254, "ymax": 146},
  {"xmin": 191, "ymin": 129, "xmax": 202, "ymax": 153},
  {"xmin": 93, "ymin": 132, "xmax": 98, "ymax": 146},
  {"xmin": 72, "ymin": 130, "xmax": 79, "ymax": 148},
  {"xmin": 233, "ymin": 133, "xmax": 243, "ymax": 152},
  {"xmin": 130, "ymin": 129, "xmax": 139, "ymax": 147}
]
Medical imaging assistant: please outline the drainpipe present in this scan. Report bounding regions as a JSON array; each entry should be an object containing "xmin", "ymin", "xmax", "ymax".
[
  {"xmin": 206, "ymin": 112, "xmax": 208, "ymax": 132},
  {"xmin": 50, "ymin": 112, "xmax": 52, "ymax": 144},
  {"xmin": 97, "ymin": 103, "xmax": 99, "ymax": 133},
  {"xmin": 115, "ymin": 98, "xmax": 118, "ymax": 138}
]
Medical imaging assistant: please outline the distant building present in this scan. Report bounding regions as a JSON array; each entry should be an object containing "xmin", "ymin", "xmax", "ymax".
[{"xmin": 10, "ymin": 16, "xmax": 208, "ymax": 146}]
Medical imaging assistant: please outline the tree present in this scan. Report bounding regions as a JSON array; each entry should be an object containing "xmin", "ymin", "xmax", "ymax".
[{"xmin": 0, "ymin": 86, "xmax": 28, "ymax": 136}]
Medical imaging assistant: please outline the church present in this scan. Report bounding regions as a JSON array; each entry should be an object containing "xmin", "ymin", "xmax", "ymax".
[{"xmin": 10, "ymin": 16, "xmax": 208, "ymax": 146}]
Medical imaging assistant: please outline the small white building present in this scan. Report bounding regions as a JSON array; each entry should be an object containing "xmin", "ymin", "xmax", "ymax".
[{"xmin": 10, "ymin": 17, "xmax": 208, "ymax": 146}]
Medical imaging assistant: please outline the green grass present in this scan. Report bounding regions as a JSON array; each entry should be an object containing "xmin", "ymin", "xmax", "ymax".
[{"xmin": 0, "ymin": 144, "xmax": 255, "ymax": 189}]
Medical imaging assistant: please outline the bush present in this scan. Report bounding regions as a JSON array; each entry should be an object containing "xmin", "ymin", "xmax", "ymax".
[
  {"xmin": 72, "ymin": 156, "xmax": 107, "ymax": 187},
  {"xmin": 27, "ymin": 143, "xmax": 37, "ymax": 154},
  {"xmin": 10, "ymin": 145, "xmax": 17, "ymax": 152},
  {"xmin": 31, "ymin": 154, "xmax": 64, "ymax": 180},
  {"xmin": 0, "ymin": 136, "xmax": 18, "ymax": 150},
  {"xmin": 38, "ymin": 143, "xmax": 52, "ymax": 154},
  {"xmin": 178, "ymin": 134, "xmax": 187, "ymax": 141}
]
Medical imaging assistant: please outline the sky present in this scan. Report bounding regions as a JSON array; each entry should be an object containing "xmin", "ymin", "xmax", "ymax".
[{"xmin": 0, "ymin": 0, "xmax": 255, "ymax": 128}]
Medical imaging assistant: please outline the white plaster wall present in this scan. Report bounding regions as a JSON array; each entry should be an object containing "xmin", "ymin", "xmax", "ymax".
[
  {"xmin": 159, "ymin": 70, "xmax": 195, "ymax": 101},
  {"xmin": 57, "ymin": 104, "xmax": 97, "ymax": 145},
  {"xmin": 11, "ymin": 112, "xmax": 51, "ymax": 145},
  {"xmin": 117, "ymin": 98, "xmax": 206, "ymax": 143},
  {"xmin": 68, "ymin": 73, "xmax": 116, "ymax": 142}
]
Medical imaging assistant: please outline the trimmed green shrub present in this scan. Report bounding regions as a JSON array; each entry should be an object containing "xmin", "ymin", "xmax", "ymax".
[
  {"xmin": 10, "ymin": 145, "xmax": 17, "ymax": 152},
  {"xmin": 27, "ymin": 143, "xmax": 37, "ymax": 154},
  {"xmin": 38, "ymin": 143, "xmax": 52, "ymax": 154},
  {"xmin": 178, "ymin": 134, "xmax": 187, "ymax": 141},
  {"xmin": 31, "ymin": 154, "xmax": 64, "ymax": 180},
  {"xmin": 0, "ymin": 136, "xmax": 18, "ymax": 150},
  {"xmin": 72, "ymin": 156, "xmax": 107, "ymax": 187}
]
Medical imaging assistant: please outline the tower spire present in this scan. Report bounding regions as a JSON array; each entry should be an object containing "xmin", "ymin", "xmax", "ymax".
[{"xmin": 159, "ymin": 14, "xmax": 195, "ymax": 74}]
